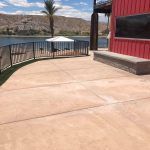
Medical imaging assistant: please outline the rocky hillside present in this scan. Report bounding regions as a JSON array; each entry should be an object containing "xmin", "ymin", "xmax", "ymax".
[{"xmin": 0, "ymin": 14, "xmax": 107, "ymax": 35}]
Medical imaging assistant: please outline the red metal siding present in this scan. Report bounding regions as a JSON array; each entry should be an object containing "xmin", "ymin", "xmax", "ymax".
[{"xmin": 110, "ymin": 0, "xmax": 150, "ymax": 59}]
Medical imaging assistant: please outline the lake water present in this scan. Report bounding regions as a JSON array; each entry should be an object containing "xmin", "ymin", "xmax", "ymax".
[{"xmin": 0, "ymin": 36, "xmax": 107, "ymax": 48}]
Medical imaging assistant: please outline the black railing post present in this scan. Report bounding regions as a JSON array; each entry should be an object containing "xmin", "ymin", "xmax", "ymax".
[
  {"xmin": 33, "ymin": 42, "xmax": 35, "ymax": 59},
  {"xmin": 85, "ymin": 42, "xmax": 87, "ymax": 55},
  {"xmin": 53, "ymin": 52, "xmax": 55, "ymax": 59},
  {"xmin": 51, "ymin": 42, "xmax": 55, "ymax": 59},
  {"xmin": 87, "ymin": 42, "xmax": 89, "ymax": 56},
  {"xmin": 74, "ymin": 41, "xmax": 76, "ymax": 52},
  {"xmin": 9, "ymin": 45, "xmax": 13, "ymax": 67},
  {"xmin": 0, "ymin": 56, "xmax": 1, "ymax": 74}
]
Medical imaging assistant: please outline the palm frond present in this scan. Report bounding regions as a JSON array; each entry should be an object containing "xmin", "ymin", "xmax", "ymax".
[
  {"xmin": 43, "ymin": 0, "xmax": 60, "ymax": 15},
  {"xmin": 52, "ymin": 7, "xmax": 61, "ymax": 15},
  {"xmin": 41, "ymin": 10, "xmax": 49, "ymax": 15},
  {"xmin": 41, "ymin": 0, "xmax": 61, "ymax": 37}
]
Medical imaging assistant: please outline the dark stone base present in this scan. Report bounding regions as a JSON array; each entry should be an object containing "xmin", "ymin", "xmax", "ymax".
[{"xmin": 94, "ymin": 51, "xmax": 150, "ymax": 75}]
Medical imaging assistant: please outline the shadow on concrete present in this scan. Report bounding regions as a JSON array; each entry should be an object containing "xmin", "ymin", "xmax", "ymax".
[{"xmin": 0, "ymin": 58, "xmax": 51, "ymax": 86}]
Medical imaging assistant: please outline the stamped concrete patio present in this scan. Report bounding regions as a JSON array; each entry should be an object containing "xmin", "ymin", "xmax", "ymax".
[{"xmin": 0, "ymin": 53, "xmax": 150, "ymax": 150}]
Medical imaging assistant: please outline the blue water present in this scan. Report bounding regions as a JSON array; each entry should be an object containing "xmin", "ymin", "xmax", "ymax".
[{"xmin": 0, "ymin": 36, "xmax": 107, "ymax": 48}]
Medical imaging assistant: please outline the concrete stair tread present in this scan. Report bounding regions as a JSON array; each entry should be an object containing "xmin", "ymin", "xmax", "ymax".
[
  {"xmin": 94, "ymin": 51, "xmax": 150, "ymax": 75},
  {"xmin": 94, "ymin": 51, "xmax": 149, "ymax": 63}
]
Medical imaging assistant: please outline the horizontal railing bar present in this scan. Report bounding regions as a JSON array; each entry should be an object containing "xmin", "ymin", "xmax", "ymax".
[
  {"xmin": 0, "ymin": 41, "xmax": 89, "ymax": 48},
  {"xmin": 96, "ymin": 0, "xmax": 112, "ymax": 5}
]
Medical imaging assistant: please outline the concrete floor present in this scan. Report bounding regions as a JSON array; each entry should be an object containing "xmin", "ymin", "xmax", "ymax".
[{"xmin": 0, "ymin": 53, "xmax": 150, "ymax": 150}]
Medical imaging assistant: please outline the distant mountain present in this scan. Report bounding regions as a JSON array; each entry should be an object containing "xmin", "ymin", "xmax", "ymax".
[{"xmin": 0, "ymin": 14, "xmax": 107, "ymax": 36}]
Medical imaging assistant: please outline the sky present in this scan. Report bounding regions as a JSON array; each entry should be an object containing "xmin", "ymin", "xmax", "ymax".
[{"xmin": 0, "ymin": 0, "xmax": 106, "ymax": 21}]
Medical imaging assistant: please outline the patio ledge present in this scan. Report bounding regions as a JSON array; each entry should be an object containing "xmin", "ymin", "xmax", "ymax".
[{"xmin": 94, "ymin": 51, "xmax": 150, "ymax": 75}]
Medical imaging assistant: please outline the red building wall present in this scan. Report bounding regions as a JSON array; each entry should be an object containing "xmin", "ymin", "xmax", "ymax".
[{"xmin": 110, "ymin": 0, "xmax": 150, "ymax": 59}]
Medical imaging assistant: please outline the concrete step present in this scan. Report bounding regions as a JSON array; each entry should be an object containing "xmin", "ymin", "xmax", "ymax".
[{"xmin": 94, "ymin": 51, "xmax": 150, "ymax": 75}]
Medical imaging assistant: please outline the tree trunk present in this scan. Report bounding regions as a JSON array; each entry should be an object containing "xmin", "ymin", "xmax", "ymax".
[
  {"xmin": 49, "ymin": 16, "xmax": 54, "ymax": 37},
  {"xmin": 49, "ymin": 16, "xmax": 54, "ymax": 56},
  {"xmin": 49, "ymin": 16, "xmax": 52, "ymax": 37}
]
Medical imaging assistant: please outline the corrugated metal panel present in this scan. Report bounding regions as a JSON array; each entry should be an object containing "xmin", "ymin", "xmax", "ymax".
[{"xmin": 110, "ymin": 0, "xmax": 150, "ymax": 59}]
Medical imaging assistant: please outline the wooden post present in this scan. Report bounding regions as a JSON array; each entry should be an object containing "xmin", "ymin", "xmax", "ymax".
[
  {"xmin": 108, "ymin": 14, "xmax": 112, "ymax": 51},
  {"xmin": 90, "ymin": 12, "xmax": 98, "ymax": 50},
  {"xmin": 93, "ymin": 0, "xmax": 96, "ymax": 8}
]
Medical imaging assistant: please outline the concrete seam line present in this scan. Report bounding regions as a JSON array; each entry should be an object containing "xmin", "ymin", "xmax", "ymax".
[{"xmin": 0, "ymin": 97, "xmax": 149, "ymax": 126}]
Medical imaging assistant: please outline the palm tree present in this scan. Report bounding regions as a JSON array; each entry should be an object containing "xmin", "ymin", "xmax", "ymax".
[{"xmin": 41, "ymin": 0, "xmax": 60, "ymax": 37}]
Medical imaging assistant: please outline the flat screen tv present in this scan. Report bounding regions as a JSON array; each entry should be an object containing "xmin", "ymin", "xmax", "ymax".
[{"xmin": 115, "ymin": 13, "xmax": 150, "ymax": 39}]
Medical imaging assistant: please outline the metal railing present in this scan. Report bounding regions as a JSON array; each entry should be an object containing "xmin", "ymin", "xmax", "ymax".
[
  {"xmin": 0, "ymin": 40, "xmax": 89, "ymax": 73},
  {"xmin": 96, "ymin": 0, "xmax": 112, "ymax": 5}
]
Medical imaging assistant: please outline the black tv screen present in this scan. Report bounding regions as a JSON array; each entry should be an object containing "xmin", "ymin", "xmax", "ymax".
[{"xmin": 115, "ymin": 13, "xmax": 150, "ymax": 39}]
